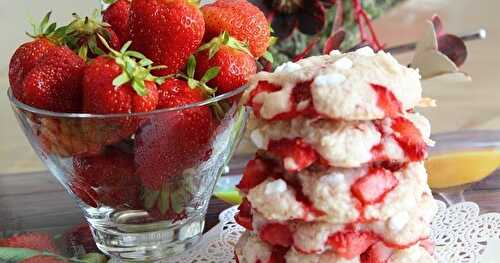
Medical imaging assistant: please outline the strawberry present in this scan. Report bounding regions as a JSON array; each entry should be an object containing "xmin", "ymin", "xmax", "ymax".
[
  {"xmin": 360, "ymin": 242, "xmax": 393, "ymax": 263},
  {"xmin": 103, "ymin": 0, "xmax": 131, "ymax": 43},
  {"xmin": 73, "ymin": 147, "xmax": 141, "ymax": 209},
  {"xmin": 63, "ymin": 223, "xmax": 98, "ymax": 253},
  {"xmin": 247, "ymin": 81, "xmax": 317, "ymax": 121},
  {"xmin": 259, "ymin": 223, "xmax": 293, "ymax": 248},
  {"xmin": 328, "ymin": 230, "xmax": 378, "ymax": 259},
  {"xmin": 20, "ymin": 46, "xmax": 85, "ymax": 112},
  {"xmin": 129, "ymin": 0, "xmax": 205, "ymax": 75},
  {"xmin": 237, "ymin": 158, "xmax": 272, "ymax": 192},
  {"xmin": 0, "ymin": 232, "xmax": 58, "ymax": 253},
  {"xmin": 82, "ymin": 41, "xmax": 160, "ymax": 115},
  {"xmin": 21, "ymin": 256, "xmax": 67, "ymax": 263},
  {"xmin": 371, "ymin": 84, "xmax": 403, "ymax": 118},
  {"xmin": 195, "ymin": 32, "xmax": 257, "ymax": 94},
  {"xmin": 391, "ymin": 117, "xmax": 427, "ymax": 161},
  {"xmin": 267, "ymin": 138, "xmax": 318, "ymax": 172},
  {"xmin": 235, "ymin": 198, "xmax": 253, "ymax": 230},
  {"xmin": 135, "ymin": 76, "xmax": 217, "ymax": 219},
  {"xmin": 9, "ymin": 13, "xmax": 59, "ymax": 99},
  {"xmin": 202, "ymin": 0, "xmax": 271, "ymax": 58},
  {"xmin": 267, "ymin": 246, "xmax": 288, "ymax": 263},
  {"xmin": 351, "ymin": 167, "xmax": 398, "ymax": 205},
  {"xmin": 64, "ymin": 12, "xmax": 121, "ymax": 61},
  {"xmin": 70, "ymin": 178, "xmax": 99, "ymax": 208}
]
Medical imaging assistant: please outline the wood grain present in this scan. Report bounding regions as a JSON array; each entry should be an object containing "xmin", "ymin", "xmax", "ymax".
[{"xmin": 0, "ymin": 171, "xmax": 231, "ymax": 235}]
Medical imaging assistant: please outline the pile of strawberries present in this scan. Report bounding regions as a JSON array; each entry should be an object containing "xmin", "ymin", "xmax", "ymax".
[{"xmin": 8, "ymin": 0, "xmax": 271, "ymax": 219}]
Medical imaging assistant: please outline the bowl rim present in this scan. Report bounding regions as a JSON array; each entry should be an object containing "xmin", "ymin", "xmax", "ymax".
[{"xmin": 7, "ymin": 84, "xmax": 248, "ymax": 119}]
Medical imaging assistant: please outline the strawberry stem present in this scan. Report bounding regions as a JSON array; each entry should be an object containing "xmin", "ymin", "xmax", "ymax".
[{"xmin": 97, "ymin": 35, "xmax": 166, "ymax": 96}]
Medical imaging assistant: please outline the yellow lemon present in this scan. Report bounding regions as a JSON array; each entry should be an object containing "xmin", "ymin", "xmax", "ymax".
[
  {"xmin": 214, "ymin": 190, "xmax": 242, "ymax": 205},
  {"xmin": 426, "ymin": 149, "xmax": 500, "ymax": 189}
]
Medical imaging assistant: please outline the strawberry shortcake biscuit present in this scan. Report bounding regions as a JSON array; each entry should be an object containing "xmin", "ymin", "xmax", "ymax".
[{"xmin": 235, "ymin": 47, "xmax": 438, "ymax": 263}]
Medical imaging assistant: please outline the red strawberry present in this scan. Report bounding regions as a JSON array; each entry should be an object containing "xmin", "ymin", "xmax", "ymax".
[
  {"xmin": 361, "ymin": 242, "xmax": 393, "ymax": 263},
  {"xmin": 21, "ymin": 46, "xmax": 85, "ymax": 112},
  {"xmin": 70, "ymin": 178, "xmax": 99, "ymax": 208},
  {"xmin": 129, "ymin": 0, "xmax": 205, "ymax": 75},
  {"xmin": 73, "ymin": 147, "xmax": 135, "ymax": 187},
  {"xmin": 235, "ymin": 198, "xmax": 253, "ymax": 230},
  {"xmin": 103, "ymin": 0, "xmax": 131, "ymax": 43},
  {"xmin": 64, "ymin": 12, "xmax": 121, "ymax": 60},
  {"xmin": 135, "ymin": 77, "xmax": 217, "ymax": 219},
  {"xmin": 202, "ymin": 0, "xmax": 271, "ymax": 58},
  {"xmin": 371, "ymin": 84, "xmax": 402, "ymax": 118},
  {"xmin": 73, "ymin": 147, "xmax": 141, "ymax": 209},
  {"xmin": 0, "ymin": 232, "xmax": 58, "ymax": 253},
  {"xmin": 267, "ymin": 246, "xmax": 288, "ymax": 263},
  {"xmin": 195, "ymin": 32, "xmax": 257, "ymax": 94},
  {"xmin": 351, "ymin": 167, "xmax": 398, "ymax": 205},
  {"xmin": 237, "ymin": 158, "xmax": 271, "ymax": 192},
  {"xmin": 259, "ymin": 223, "xmax": 293, "ymax": 248},
  {"xmin": 63, "ymin": 223, "xmax": 98, "ymax": 253},
  {"xmin": 328, "ymin": 230, "xmax": 378, "ymax": 259},
  {"xmin": 21, "ymin": 256, "xmax": 67, "ymax": 263},
  {"xmin": 267, "ymin": 138, "xmax": 318, "ymax": 172},
  {"xmin": 391, "ymin": 117, "xmax": 427, "ymax": 161},
  {"xmin": 9, "ymin": 13, "xmax": 59, "ymax": 99},
  {"xmin": 82, "ymin": 42, "xmax": 160, "ymax": 115}
]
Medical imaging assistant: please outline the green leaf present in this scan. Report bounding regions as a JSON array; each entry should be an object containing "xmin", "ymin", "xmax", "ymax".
[
  {"xmin": 45, "ymin": 22, "xmax": 57, "ymax": 35},
  {"xmin": 40, "ymin": 12, "xmax": 51, "ymax": 31},
  {"xmin": 126, "ymin": 51, "xmax": 146, "ymax": 60},
  {"xmin": 159, "ymin": 188, "xmax": 170, "ymax": 214},
  {"xmin": 78, "ymin": 45, "xmax": 88, "ymax": 60},
  {"xmin": 0, "ymin": 247, "xmax": 42, "ymax": 261},
  {"xmin": 139, "ymin": 58, "xmax": 153, "ymax": 67},
  {"xmin": 187, "ymin": 78, "xmax": 198, "ymax": 89},
  {"xmin": 120, "ymin": 41, "xmax": 132, "ymax": 53},
  {"xmin": 132, "ymin": 80, "xmax": 148, "ymax": 96},
  {"xmin": 112, "ymin": 72, "xmax": 130, "ymax": 87},
  {"xmin": 201, "ymin": 67, "xmax": 220, "ymax": 83},
  {"xmin": 76, "ymin": 253, "xmax": 108, "ymax": 263},
  {"xmin": 187, "ymin": 55, "xmax": 196, "ymax": 78},
  {"xmin": 171, "ymin": 189, "xmax": 185, "ymax": 214},
  {"xmin": 143, "ymin": 189, "xmax": 160, "ymax": 210},
  {"xmin": 262, "ymin": 51, "xmax": 274, "ymax": 64}
]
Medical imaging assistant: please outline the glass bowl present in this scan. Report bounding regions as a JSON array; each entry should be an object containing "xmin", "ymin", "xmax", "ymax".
[{"xmin": 7, "ymin": 86, "xmax": 248, "ymax": 261}]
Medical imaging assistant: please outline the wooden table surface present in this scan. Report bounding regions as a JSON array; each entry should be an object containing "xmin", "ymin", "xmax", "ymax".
[{"xmin": 0, "ymin": 171, "xmax": 232, "ymax": 236}]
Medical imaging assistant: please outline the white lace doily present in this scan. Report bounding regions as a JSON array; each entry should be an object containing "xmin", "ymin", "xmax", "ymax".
[{"xmin": 162, "ymin": 200, "xmax": 500, "ymax": 263}]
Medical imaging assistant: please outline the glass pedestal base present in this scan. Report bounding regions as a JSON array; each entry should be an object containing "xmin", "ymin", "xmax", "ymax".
[{"xmin": 89, "ymin": 211, "xmax": 205, "ymax": 261}]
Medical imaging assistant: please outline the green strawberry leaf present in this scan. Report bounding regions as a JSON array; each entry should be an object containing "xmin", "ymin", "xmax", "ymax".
[
  {"xmin": 112, "ymin": 72, "xmax": 131, "ymax": 88},
  {"xmin": 171, "ymin": 189, "xmax": 185, "ymax": 214},
  {"xmin": 201, "ymin": 67, "xmax": 220, "ymax": 83},
  {"xmin": 143, "ymin": 188, "xmax": 160, "ymax": 210},
  {"xmin": 102, "ymin": 0, "xmax": 117, "ymax": 4},
  {"xmin": 187, "ymin": 78, "xmax": 198, "ymax": 89},
  {"xmin": 0, "ymin": 247, "xmax": 42, "ymax": 261},
  {"xmin": 262, "ymin": 51, "xmax": 274, "ymax": 64},
  {"xmin": 120, "ymin": 41, "xmax": 132, "ymax": 53},
  {"xmin": 131, "ymin": 79, "xmax": 148, "ymax": 96},
  {"xmin": 78, "ymin": 45, "xmax": 89, "ymax": 60},
  {"xmin": 126, "ymin": 51, "xmax": 147, "ymax": 60},
  {"xmin": 139, "ymin": 58, "xmax": 154, "ymax": 67},
  {"xmin": 187, "ymin": 55, "xmax": 197, "ymax": 78},
  {"xmin": 76, "ymin": 253, "xmax": 108, "ymax": 263},
  {"xmin": 159, "ymin": 188, "xmax": 170, "ymax": 214}
]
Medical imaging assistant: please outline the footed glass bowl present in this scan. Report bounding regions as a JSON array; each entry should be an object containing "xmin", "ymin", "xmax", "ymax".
[{"xmin": 8, "ymin": 87, "xmax": 248, "ymax": 261}]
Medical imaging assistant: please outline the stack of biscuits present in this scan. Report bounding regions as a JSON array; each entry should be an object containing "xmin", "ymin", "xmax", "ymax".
[{"xmin": 234, "ymin": 47, "xmax": 437, "ymax": 263}]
